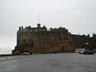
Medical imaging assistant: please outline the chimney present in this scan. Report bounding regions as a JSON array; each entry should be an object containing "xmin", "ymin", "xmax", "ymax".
[
  {"xmin": 19, "ymin": 27, "xmax": 21, "ymax": 31},
  {"xmin": 21, "ymin": 26, "xmax": 23, "ymax": 30},
  {"xmin": 37, "ymin": 23, "xmax": 41, "ymax": 28}
]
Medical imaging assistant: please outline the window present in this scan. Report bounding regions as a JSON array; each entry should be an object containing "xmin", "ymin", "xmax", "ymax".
[
  {"xmin": 23, "ymin": 33, "xmax": 25, "ymax": 36},
  {"xmin": 23, "ymin": 39, "xmax": 25, "ymax": 42},
  {"xmin": 35, "ymin": 29, "xmax": 37, "ymax": 32},
  {"xmin": 23, "ymin": 36, "xmax": 25, "ymax": 39},
  {"xmin": 30, "ymin": 33, "xmax": 31, "ymax": 36}
]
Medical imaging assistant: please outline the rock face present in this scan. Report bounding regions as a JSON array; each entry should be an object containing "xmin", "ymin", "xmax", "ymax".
[{"xmin": 12, "ymin": 24, "xmax": 91, "ymax": 55}]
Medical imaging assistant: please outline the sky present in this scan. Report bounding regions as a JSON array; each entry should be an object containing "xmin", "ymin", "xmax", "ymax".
[{"xmin": 0, "ymin": 0, "xmax": 96, "ymax": 54}]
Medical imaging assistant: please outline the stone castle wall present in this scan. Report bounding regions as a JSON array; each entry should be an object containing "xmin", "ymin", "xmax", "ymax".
[{"xmin": 12, "ymin": 24, "xmax": 92, "ymax": 54}]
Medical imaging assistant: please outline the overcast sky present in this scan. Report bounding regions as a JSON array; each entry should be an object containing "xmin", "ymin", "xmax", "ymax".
[{"xmin": 0, "ymin": 0, "xmax": 96, "ymax": 54}]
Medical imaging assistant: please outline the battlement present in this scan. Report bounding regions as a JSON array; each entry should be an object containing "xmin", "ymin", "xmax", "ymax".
[
  {"xmin": 18, "ymin": 24, "xmax": 69, "ymax": 34},
  {"xmin": 18, "ymin": 24, "xmax": 47, "ymax": 32}
]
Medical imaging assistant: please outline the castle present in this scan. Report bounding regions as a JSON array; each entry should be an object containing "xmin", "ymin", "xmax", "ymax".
[{"xmin": 12, "ymin": 23, "xmax": 94, "ymax": 55}]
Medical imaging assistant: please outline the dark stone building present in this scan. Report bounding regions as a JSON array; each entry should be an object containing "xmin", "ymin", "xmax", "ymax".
[
  {"xmin": 91, "ymin": 33, "xmax": 96, "ymax": 51},
  {"xmin": 12, "ymin": 23, "xmax": 92, "ymax": 54},
  {"xmin": 70, "ymin": 34, "xmax": 91, "ymax": 48}
]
